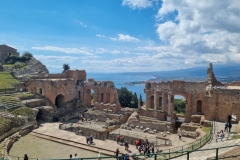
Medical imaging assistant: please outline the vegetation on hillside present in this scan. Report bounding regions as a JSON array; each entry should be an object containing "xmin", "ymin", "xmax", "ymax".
[
  {"xmin": 201, "ymin": 127, "xmax": 211, "ymax": 133},
  {"xmin": 174, "ymin": 99, "xmax": 186, "ymax": 114},
  {"xmin": 11, "ymin": 107, "xmax": 34, "ymax": 117},
  {"xmin": 5, "ymin": 51, "xmax": 33, "ymax": 64},
  {"xmin": 117, "ymin": 87, "xmax": 143, "ymax": 108},
  {"xmin": 0, "ymin": 96, "xmax": 18, "ymax": 102},
  {"xmin": 15, "ymin": 93, "xmax": 34, "ymax": 99},
  {"xmin": 0, "ymin": 116, "xmax": 11, "ymax": 131},
  {"xmin": 0, "ymin": 72, "xmax": 19, "ymax": 89}
]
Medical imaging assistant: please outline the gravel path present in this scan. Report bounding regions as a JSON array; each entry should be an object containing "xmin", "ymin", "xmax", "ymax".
[{"xmin": 9, "ymin": 134, "xmax": 104, "ymax": 160}]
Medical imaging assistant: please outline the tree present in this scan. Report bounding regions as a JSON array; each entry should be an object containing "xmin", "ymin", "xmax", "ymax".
[
  {"xmin": 63, "ymin": 63, "xmax": 70, "ymax": 73},
  {"xmin": 139, "ymin": 94, "xmax": 143, "ymax": 106},
  {"xmin": 117, "ymin": 87, "xmax": 133, "ymax": 107},
  {"xmin": 131, "ymin": 92, "xmax": 138, "ymax": 108},
  {"xmin": 20, "ymin": 52, "xmax": 33, "ymax": 62}
]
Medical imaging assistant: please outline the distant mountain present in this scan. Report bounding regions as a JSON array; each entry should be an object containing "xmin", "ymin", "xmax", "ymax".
[{"xmin": 122, "ymin": 64, "xmax": 240, "ymax": 85}]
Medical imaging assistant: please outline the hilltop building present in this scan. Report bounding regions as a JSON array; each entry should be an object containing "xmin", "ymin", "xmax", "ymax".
[{"xmin": 0, "ymin": 44, "xmax": 19, "ymax": 64}]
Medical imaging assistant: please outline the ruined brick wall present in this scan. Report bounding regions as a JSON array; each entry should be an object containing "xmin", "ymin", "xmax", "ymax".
[
  {"xmin": 137, "ymin": 109, "xmax": 166, "ymax": 120},
  {"xmin": 205, "ymin": 89, "xmax": 240, "ymax": 122},
  {"xmin": 83, "ymin": 79, "xmax": 121, "ymax": 112},
  {"xmin": 144, "ymin": 80, "xmax": 206, "ymax": 122}
]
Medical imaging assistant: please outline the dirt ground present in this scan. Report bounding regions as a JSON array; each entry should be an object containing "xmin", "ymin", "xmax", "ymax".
[{"xmin": 9, "ymin": 134, "xmax": 104, "ymax": 160}]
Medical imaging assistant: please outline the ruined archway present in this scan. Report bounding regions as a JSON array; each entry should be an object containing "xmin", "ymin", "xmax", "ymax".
[
  {"xmin": 174, "ymin": 95, "xmax": 186, "ymax": 115},
  {"xmin": 101, "ymin": 93, "xmax": 104, "ymax": 102},
  {"xmin": 39, "ymin": 88, "xmax": 42, "ymax": 95},
  {"xmin": 55, "ymin": 94, "xmax": 65, "ymax": 108},
  {"xmin": 197, "ymin": 100, "xmax": 202, "ymax": 113},
  {"xmin": 158, "ymin": 97, "xmax": 162, "ymax": 110},
  {"xmin": 150, "ymin": 96, "xmax": 154, "ymax": 109}
]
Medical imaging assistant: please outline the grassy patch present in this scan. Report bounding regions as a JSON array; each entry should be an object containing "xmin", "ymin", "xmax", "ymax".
[
  {"xmin": 0, "ymin": 116, "xmax": 9, "ymax": 124},
  {"xmin": 201, "ymin": 127, "xmax": 211, "ymax": 133},
  {"xmin": 15, "ymin": 93, "xmax": 34, "ymax": 98},
  {"xmin": 231, "ymin": 135, "xmax": 240, "ymax": 140},
  {"xmin": 0, "ymin": 72, "xmax": 19, "ymax": 89},
  {"xmin": 11, "ymin": 107, "xmax": 34, "ymax": 117},
  {"xmin": 0, "ymin": 96, "xmax": 17, "ymax": 102}
]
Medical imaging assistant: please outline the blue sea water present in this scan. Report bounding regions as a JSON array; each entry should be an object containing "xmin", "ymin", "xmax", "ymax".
[{"xmin": 87, "ymin": 73, "xmax": 153, "ymax": 101}]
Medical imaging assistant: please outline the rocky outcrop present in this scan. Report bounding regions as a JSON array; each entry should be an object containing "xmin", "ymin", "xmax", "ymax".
[{"xmin": 4, "ymin": 58, "xmax": 49, "ymax": 81}]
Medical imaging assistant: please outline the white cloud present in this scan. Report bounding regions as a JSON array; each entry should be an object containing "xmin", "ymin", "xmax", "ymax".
[
  {"xmin": 154, "ymin": 0, "xmax": 240, "ymax": 66},
  {"xmin": 110, "ymin": 37, "xmax": 117, "ymax": 41},
  {"xmin": 35, "ymin": 55, "xmax": 79, "ymax": 63},
  {"xmin": 96, "ymin": 34, "xmax": 105, "ymax": 37},
  {"xmin": 110, "ymin": 34, "xmax": 140, "ymax": 42},
  {"xmin": 32, "ymin": 46, "xmax": 94, "ymax": 55},
  {"xmin": 110, "ymin": 50, "xmax": 121, "ymax": 54},
  {"xmin": 96, "ymin": 48, "xmax": 108, "ymax": 54},
  {"xmin": 79, "ymin": 22, "xmax": 87, "ymax": 27},
  {"xmin": 122, "ymin": 0, "xmax": 156, "ymax": 9}
]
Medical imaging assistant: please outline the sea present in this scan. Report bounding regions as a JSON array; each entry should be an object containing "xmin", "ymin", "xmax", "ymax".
[{"xmin": 86, "ymin": 73, "xmax": 153, "ymax": 101}]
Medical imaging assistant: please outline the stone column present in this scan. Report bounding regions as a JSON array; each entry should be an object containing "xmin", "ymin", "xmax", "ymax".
[
  {"xmin": 154, "ymin": 90, "xmax": 157, "ymax": 110},
  {"xmin": 145, "ymin": 91, "xmax": 148, "ymax": 110},
  {"xmin": 161, "ymin": 90, "xmax": 164, "ymax": 111},
  {"xmin": 168, "ymin": 92, "xmax": 172, "ymax": 116}
]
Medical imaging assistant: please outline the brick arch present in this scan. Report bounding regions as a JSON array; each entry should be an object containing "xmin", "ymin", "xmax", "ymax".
[
  {"xmin": 83, "ymin": 87, "xmax": 97, "ymax": 107},
  {"xmin": 55, "ymin": 94, "xmax": 65, "ymax": 108}
]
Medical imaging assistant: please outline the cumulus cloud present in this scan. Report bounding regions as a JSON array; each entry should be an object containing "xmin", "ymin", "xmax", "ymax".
[
  {"xmin": 122, "ymin": 0, "xmax": 156, "ymax": 9},
  {"xmin": 110, "ymin": 34, "xmax": 140, "ymax": 42},
  {"xmin": 32, "ymin": 46, "xmax": 94, "ymax": 55},
  {"xmin": 155, "ymin": 0, "xmax": 240, "ymax": 60}
]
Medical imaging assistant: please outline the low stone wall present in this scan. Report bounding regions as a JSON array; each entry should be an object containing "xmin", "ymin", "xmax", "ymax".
[
  {"xmin": 129, "ymin": 121, "xmax": 169, "ymax": 132},
  {"xmin": 1, "ymin": 121, "xmax": 37, "ymax": 157},
  {"xmin": 0, "ymin": 121, "xmax": 37, "ymax": 142},
  {"xmin": 137, "ymin": 109, "xmax": 166, "ymax": 120},
  {"xmin": 26, "ymin": 99, "xmax": 46, "ymax": 108}
]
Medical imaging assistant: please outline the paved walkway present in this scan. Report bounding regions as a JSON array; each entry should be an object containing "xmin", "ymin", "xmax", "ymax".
[
  {"xmin": 171, "ymin": 122, "xmax": 240, "ymax": 160},
  {"xmin": 31, "ymin": 122, "xmax": 195, "ymax": 158}
]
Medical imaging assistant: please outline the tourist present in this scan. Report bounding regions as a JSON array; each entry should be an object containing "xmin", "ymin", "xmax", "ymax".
[
  {"xmin": 151, "ymin": 146, "xmax": 155, "ymax": 154},
  {"xmin": 24, "ymin": 154, "xmax": 28, "ymax": 160},
  {"xmin": 116, "ymin": 134, "xmax": 120, "ymax": 144},
  {"xmin": 90, "ymin": 134, "xmax": 93, "ymax": 144},
  {"xmin": 70, "ymin": 154, "xmax": 72, "ymax": 159},
  {"xmin": 124, "ymin": 141, "xmax": 129, "ymax": 151},
  {"xmin": 178, "ymin": 133, "xmax": 182, "ymax": 141},
  {"xmin": 73, "ymin": 153, "xmax": 78, "ymax": 159},
  {"xmin": 135, "ymin": 139, "xmax": 139, "ymax": 149},
  {"xmin": 98, "ymin": 151, "xmax": 102, "ymax": 160},
  {"xmin": 229, "ymin": 123, "xmax": 232, "ymax": 133},
  {"xmin": 224, "ymin": 122, "xmax": 229, "ymax": 132},
  {"xmin": 120, "ymin": 136, "xmax": 124, "ymax": 144},
  {"xmin": 86, "ymin": 135, "xmax": 89, "ymax": 144},
  {"xmin": 114, "ymin": 148, "xmax": 119, "ymax": 159}
]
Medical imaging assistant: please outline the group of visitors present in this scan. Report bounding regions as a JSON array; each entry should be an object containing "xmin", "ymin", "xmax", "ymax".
[
  {"xmin": 86, "ymin": 134, "xmax": 94, "ymax": 144},
  {"xmin": 69, "ymin": 153, "xmax": 78, "ymax": 159},
  {"xmin": 116, "ymin": 134, "xmax": 124, "ymax": 144},
  {"xmin": 135, "ymin": 139, "xmax": 155, "ymax": 157}
]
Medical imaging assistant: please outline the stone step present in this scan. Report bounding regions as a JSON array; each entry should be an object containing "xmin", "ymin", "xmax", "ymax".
[{"xmin": 30, "ymin": 131, "xmax": 115, "ymax": 156}]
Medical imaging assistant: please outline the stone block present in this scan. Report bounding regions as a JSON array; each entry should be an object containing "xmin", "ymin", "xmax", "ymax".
[
  {"xmin": 191, "ymin": 115, "xmax": 202, "ymax": 123},
  {"xmin": 203, "ymin": 120, "xmax": 212, "ymax": 127}
]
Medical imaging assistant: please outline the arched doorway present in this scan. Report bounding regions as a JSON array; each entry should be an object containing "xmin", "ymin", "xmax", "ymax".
[
  {"xmin": 158, "ymin": 97, "xmax": 162, "ymax": 110},
  {"xmin": 174, "ymin": 95, "xmax": 186, "ymax": 115},
  {"xmin": 101, "ymin": 93, "xmax": 104, "ymax": 102},
  {"xmin": 197, "ymin": 100, "xmax": 202, "ymax": 113},
  {"xmin": 55, "ymin": 94, "xmax": 65, "ymax": 108},
  {"xmin": 36, "ymin": 109, "xmax": 42, "ymax": 121},
  {"xmin": 150, "ymin": 96, "xmax": 154, "ymax": 109},
  {"xmin": 39, "ymin": 88, "xmax": 42, "ymax": 95}
]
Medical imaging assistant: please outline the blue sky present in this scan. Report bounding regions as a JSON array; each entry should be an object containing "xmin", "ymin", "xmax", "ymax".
[{"xmin": 1, "ymin": 0, "xmax": 240, "ymax": 73}]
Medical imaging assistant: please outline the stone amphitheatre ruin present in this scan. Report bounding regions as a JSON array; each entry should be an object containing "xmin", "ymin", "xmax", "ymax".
[{"xmin": 1, "ymin": 61, "xmax": 240, "ymax": 158}]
